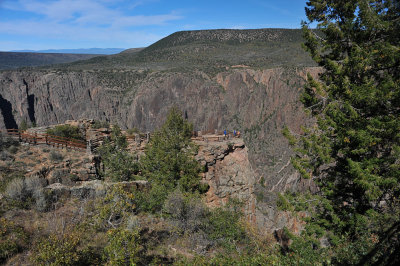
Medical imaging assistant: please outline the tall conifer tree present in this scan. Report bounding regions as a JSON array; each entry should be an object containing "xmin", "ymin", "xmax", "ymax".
[
  {"xmin": 138, "ymin": 107, "xmax": 205, "ymax": 212},
  {"xmin": 289, "ymin": 0, "xmax": 400, "ymax": 263},
  {"xmin": 141, "ymin": 107, "xmax": 201, "ymax": 192}
]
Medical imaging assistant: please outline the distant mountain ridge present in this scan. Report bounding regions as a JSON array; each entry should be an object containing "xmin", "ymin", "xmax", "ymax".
[
  {"xmin": 10, "ymin": 48, "xmax": 126, "ymax": 55},
  {"xmin": 0, "ymin": 52, "xmax": 103, "ymax": 70}
]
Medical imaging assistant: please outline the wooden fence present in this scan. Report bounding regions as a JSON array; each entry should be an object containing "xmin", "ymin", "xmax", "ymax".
[
  {"xmin": 0, "ymin": 128, "xmax": 240, "ymax": 152},
  {"xmin": 0, "ymin": 129, "xmax": 87, "ymax": 150},
  {"xmin": 191, "ymin": 130, "xmax": 240, "ymax": 142}
]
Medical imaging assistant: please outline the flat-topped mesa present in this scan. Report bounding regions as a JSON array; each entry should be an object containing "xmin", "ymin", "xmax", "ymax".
[
  {"xmin": 132, "ymin": 28, "xmax": 314, "ymax": 68},
  {"xmin": 145, "ymin": 28, "xmax": 304, "ymax": 49}
]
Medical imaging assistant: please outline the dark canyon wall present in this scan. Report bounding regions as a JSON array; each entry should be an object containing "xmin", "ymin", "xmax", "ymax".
[{"xmin": 0, "ymin": 67, "xmax": 320, "ymax": 215}]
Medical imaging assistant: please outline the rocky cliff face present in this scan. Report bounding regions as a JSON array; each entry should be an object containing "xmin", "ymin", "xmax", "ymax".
[
  {"xmin": 0, "ymin": 68, "xmax": 319, "ymax": 134},
  {"xmin": 195, "ymin": 138, "xmax": 257, "ymax": 223},
  {"xmin": 195, "ymin": 137, "xmax": 305, "ymax": 233},
  {"xmin": 0, "ymin": 67, "xmax": 320, "ymax": 231}
]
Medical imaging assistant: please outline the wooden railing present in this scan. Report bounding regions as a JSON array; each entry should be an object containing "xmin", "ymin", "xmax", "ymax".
[
  {"xmin": 191, "ymin": 130, "xmax": 240, "ymax": 142},
  {"xmin": 0, "ymin": 128, "xmax": 241, "ymax": 152},
  {"xmin": 0, "ymin": 129, "xmax": 87, "ymax": 150}
]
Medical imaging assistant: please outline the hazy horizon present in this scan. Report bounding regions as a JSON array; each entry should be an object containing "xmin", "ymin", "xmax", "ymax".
[
  {"xmin": 6, "ymin": 47, "xmax": 127, "ymax": 54},
  {"xmin": 0, "ymin": 0, "xmax": 307, "ymax": 51}
]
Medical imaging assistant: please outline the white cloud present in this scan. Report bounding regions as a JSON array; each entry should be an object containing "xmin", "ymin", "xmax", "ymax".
[
  {"xmin": 0, "ymin": 0, "xmax": 182, "ymax": 48},
  {"xmin": 112, "ymin": 13, "xmax": 182, "ymax": 27},
  {"xmin": 0, "ymin": 20, "xmax": 161, "ymax": 44},
  {"xmin": 230, "ymin": 25, "xmax": 246, "ymax": 30},
  {"xmin": 3, "ymin": 0, "xmax": 180, "ymax": 26},
  {"xmin": 4, "ymin": 0, "xmax": 110, "ymax": 20}
]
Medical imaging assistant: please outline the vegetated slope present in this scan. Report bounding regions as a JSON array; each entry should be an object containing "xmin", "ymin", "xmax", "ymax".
[
  {"xmin": 0, "ymin": 29, "xmax": 317, "ymax": 230},
  {"xmin": 0, "ymin": 52, "xmax": 103, "ymax": 70},
  {"xmin": 60, "ymin": 28, "xmax": 315, "ymax": 71},
  {"xmin": 137, "ymin": 28, "xmax": 312, "ymax": 66}
]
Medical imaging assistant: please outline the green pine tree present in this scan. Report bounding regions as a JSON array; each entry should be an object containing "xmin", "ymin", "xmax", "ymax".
[
  {"xmin": 285, "ymin": 0, "xmax": 400, "ymax": 263},
  {"xmin": 97, "ymin": 125, "xmax": 139, "ymax": 181},
  {"xmin": 138, "ymin": 107, "xmax": 206, "ymax": 212}
]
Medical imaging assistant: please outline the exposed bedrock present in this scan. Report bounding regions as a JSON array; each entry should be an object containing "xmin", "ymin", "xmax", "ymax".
[{"xmin": 0, "ymin": 67, "xmax": 320, "ymax": 231}]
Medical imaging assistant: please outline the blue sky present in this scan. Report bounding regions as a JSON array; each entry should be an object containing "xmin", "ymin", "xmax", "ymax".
[{"xmin": 0, "ymin": 0, "xmax": 309, "ymax": 51}]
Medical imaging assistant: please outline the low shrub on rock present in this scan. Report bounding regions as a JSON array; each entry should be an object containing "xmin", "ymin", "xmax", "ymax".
[
  {"xmin": 4, "ymin": 176, "xmax": 47, "ymax": 210},
  {"xmin": 31, "ymin": 233, "xmax": 82, "ymax": 266},
  {"xmin": 49, "ymin": 150, "xmax": 64, "ymax": 162},
  {"xmin": 46, "ymin": 125, "xmax": 85, "ymax": 141},
  {"xmin": 103, "ymin": 228, "xmax": 141, "ymax": 265},
  {"xmin": 0, "ymin": 218, "xmax": 29, "ymax": 263}
]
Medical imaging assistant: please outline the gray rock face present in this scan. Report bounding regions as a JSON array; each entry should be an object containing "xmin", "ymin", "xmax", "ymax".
[
  {"xmin": 195, "ymin": 137, "xmax": 306, "ymax": 233},
  {"xmin": 0, "ymin": 68, "xmax": 318, "ymax": 134},
  {"xmin": 0, "ymin": 67, "xmax": 320, "ymax": 182},
  {"xmin": 0, "ymin": 66, "xmax": 320, "ymax": 231},
  {"xmin": 196, "ymin": 138, "xmax": 257, "ymax": 220}
]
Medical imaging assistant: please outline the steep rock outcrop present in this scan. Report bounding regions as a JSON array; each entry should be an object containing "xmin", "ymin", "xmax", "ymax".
[
  {"xmin": 197, "ymin": 138, "xmax": 257, "ymax": 222},
  {"xmin": 195, "ymin": 137, "xmax": 305, "ymax": 233},
  {"xmin": 0, "ymin": 68, "xmax": 319, "ymax": 135},
  {"xmin": 0, "ymin": 67, "xmax": 321, "ymax": 231}
]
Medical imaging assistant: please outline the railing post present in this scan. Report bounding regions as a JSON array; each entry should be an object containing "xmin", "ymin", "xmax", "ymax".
[
  {"xmin": 135, "ymin": 134, "xmax": 141, "ymax": 145},
  {"xmin": 87, "ymin": 140, "xmax": 92, "ymax": 155}
]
